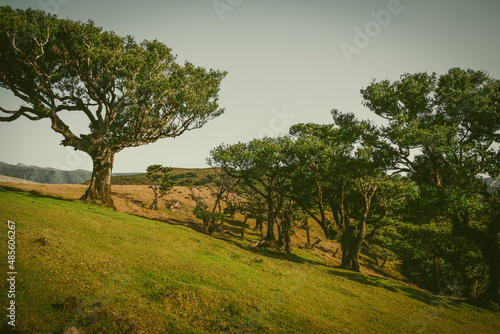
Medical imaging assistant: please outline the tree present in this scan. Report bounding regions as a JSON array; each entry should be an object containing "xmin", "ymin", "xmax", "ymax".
[
  {"xmin": 206, "ymin": 172, "xmax": 236, "ymax": 213},
  {"xmin": 361, "ymin": 68, "xmax": 500, "ymax": 304},
  {"xmin": 288, "ymin": 111, "xmax": 390, "ymax": 271},
  {"xmin": 232, "ymin": 184, "xmax": 268, "ymax": 239},
  {"xmin": 0, "ymin": 7, "xmax": 227, "ymax": 209},
  {"xmin": 209, "ymin": 137, "xmax": 293, "ymax": 248},
  {"xmin": 146, "ymin": 165, "xmax": 175, "ymax": 211},
  {"xmin": 190, "ymin": 187, "xmax": 226, "ymax": 235}
]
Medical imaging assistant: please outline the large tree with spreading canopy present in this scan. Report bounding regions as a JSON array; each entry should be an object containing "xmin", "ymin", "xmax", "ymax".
[
  {"xmin": 361, "ymin": 68, "xmax": 500, "ymax": 304},
  {"xmin": 0, "ymin": 7, "xmax": 226, "ymax": 209}
]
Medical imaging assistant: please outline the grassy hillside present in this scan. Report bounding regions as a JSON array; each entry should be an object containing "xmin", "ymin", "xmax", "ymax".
[{"xmin": 0, "ymin": 186, "xmax": 499, "ymax": 333}]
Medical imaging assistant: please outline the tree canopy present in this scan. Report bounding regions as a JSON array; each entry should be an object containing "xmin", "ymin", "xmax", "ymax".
[
  {"xmin": 146, "ymin": 164, "xmax": 175, "ymax": 211},
  {"xmin": 208, "ymin": 68, "xmax": 499, "ymax": 304},
  {"xmin": 0, "ymin": 6, "xmax": 227, "ymax": 208},
  {"xmin": 361, "ymin": 67, "xmax": 500, "ymax": 303}
]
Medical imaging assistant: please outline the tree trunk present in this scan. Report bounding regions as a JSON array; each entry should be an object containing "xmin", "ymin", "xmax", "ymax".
[
  {"xmin": 304, "ymin": 218, "xmax": 311, "ymax": 249},
  {"xmin": 212, "ymin": 197, "xmax": 219, "ymax": 212},
  {"xmin": 276, "ymin": 220, "xmax": 283, "ymax": 248},
  {"xmin": 433, "ymin": 255, "xmax": 441, "ymax": 295},
  {"xmin": 149, "ymin": 185, "xmax": 159, "ymax": 210},
  {"xmin": 264, "ymin": 197, "xmax": 277, "ymax": 246},
  {"xmin": 258, "ymin": 217, "xmax": 265, "ymax": 238},
  {"xmin": 453, "ymin": 213, "xmax": 500, "ymax": 305},
  {"xmin": 339, "ymin": 226, "xmax": 361, "ymax": 272},
  {"xmin": 212, "ymin": 194, "xmax": 222, "ymax": 213},
  {"xmin": 338, "ymin": 183, "xmax": 376, "ymax": 272},
  {"xmin": 283, "ymin": 218, "xmax": 292, "ymax": 254},
  {"xmin": 150, "ymin": 195, "xmax": 158, "ymax": 211},
  {"xmin": 240, "ymin": 215, "xmax": 248, "ymax": 240},
  {"xmin": 253, "ymin": 216, "xmax": 260, "ymax": 230},
  {"xmin": 81, "ymin": 148, "xmax": 116, "ymax": 210}
]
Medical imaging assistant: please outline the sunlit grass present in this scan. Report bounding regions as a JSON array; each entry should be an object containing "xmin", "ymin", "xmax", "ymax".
[{"xmin": 1, "ymin": 186, "xmax": 499, "ymax": 333}]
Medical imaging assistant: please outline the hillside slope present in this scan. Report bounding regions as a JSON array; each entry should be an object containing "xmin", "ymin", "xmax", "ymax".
[{"xmin": 0, "ymin": 187, "xmax": 499, "ymax": 333}]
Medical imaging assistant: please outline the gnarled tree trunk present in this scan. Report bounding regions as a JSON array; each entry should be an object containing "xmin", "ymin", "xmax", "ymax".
[
  {"xmin": 149, "ymin": 190, "xmax": 159, "ymax": 210},
  {"xmin": 339, "ymin": 183, "xmax": 376, "ymax": 272},
  {"xmin": 240, "ymin": 214, "xmax": 248, "ymax": 240},
  {"xmin": 340, "ymin": 225, "xmax": 362, "ymax": 271},
  {"xmin": 263, "ymin": 196, "xmax": 277, "ymax": 247},
  {"xmin": 81, "ymin": 148, "xmax": 116, "ymax": 210},
  {"xmin": 304, "ymin": 218, "xmax": 311, "ymax": 249},
  {"xmin": 465, "ymin": 225, "xmax": 500, "ymax": 305}
]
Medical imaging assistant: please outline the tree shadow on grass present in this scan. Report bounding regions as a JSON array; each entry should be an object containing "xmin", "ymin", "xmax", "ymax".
[
  {"xmin": 123, "ymin": 210, "xmax": 206, "ymax": 234},
  {"xmin": 140, "ymin": 213, "xmax": 323, "ymax": 266},
  {"xmin": 211, "ymin": 233, "xmax": 327, "ymax": 267},
  {"xmin": 218, "ymin": 217, "xmax": 262, "ymax": 240},
  {"xmin": 112, "ymin": 191, "xmax": 147, "ymax": 208},
  {"xmin": 328, "ymin": 268, "xmax": 463, "ymax": 308}
]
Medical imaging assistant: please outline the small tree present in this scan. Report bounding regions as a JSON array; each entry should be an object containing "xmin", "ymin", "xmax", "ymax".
[
  {"xmin": 196, "ymin": 210, "xmax": 227, "ymax": 235},
  {"xmin": 146, "ymin": 165, "xmax": 175, "ymax": 210},
  {"xmin": 206, "ymin": 172, "xmax": 236, "ymax": 213},
  {"xmin": 190, "ymin": 187, "xmax": 226, "ymax": 235}
]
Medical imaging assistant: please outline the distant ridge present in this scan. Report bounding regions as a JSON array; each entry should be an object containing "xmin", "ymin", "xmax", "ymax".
[
  {"xmin": 0, "ymin": 161, "xmax": 92, "ymax": 184},
  {"xmin": 0, "ymin": 174, "xmax": 38, "ymax": 184},
  {"xmin": 0, "ymin": 161, "xmax": 219, "ymax": 185}
]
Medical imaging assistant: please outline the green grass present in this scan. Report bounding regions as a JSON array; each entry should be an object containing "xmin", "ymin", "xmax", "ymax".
[{"xmin": 1, "ymin": 186, "xmax": 499, "ymax": 333}]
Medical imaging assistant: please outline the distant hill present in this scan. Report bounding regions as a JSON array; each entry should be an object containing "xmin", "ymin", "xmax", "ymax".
[
  {"xmin": 0, "ymin": 161, "xmax": 219, "ymax": 185},
  {"xmin": 0, "ymin": 161, "xmax": 92, "ymax": 184},
  {"xmin": 0, "ymin": 174, "xmax": 38, "ymax": 184}
]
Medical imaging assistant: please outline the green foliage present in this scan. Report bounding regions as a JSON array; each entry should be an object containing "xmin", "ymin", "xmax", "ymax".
[
  {"xmin": 107, "ymin": 168, "xmax": 218, "ymax": 185},
  {"xmin": 190, "ymin": 188, "xmax": 227, "ymax": 235},
  {"xmin": 195, "ymin": 210, "xmax": 227, "ymax": 235},
  {"xmin": 146, "ymin": 165, "xmax": 175, "ymax": 210},
  {"xmin": 172, "ymin": 172, "xmax": 200, "ymax": 186},
  {"xmin": 209, "ymin": 137, "xmax": 295, "ymax": 246},
  {"xmin": 0, "ymin": 6, "xmax": 227, "ymax": 206},
  {"xmin": 147, "ymin": 165, "xmax": 175, "ymax": 194},
  {"xmin": 361, "ymin": 67, "xmax": 500, "ymax": 302},
  {"xmin": 374, "ymin": 221, "xmax": 488, "ymax": 297},
  {"xmin": 0, "ymin": 6, "xmax": 226, "ymax": 148},
  {"xmin": 287, "ymin": 111, "xmax": 398, "ymax": 270}
]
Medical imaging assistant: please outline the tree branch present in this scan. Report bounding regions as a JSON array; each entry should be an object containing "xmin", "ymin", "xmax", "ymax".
[{"xmin": 0, "ymin": 105, "xmax": 44, "ymax": 121}]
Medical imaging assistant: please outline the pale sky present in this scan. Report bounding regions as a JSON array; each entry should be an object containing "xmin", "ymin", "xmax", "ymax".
[{"xmin": 1, "ymin": 0, "xmax": 499, "ymax": 173}]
